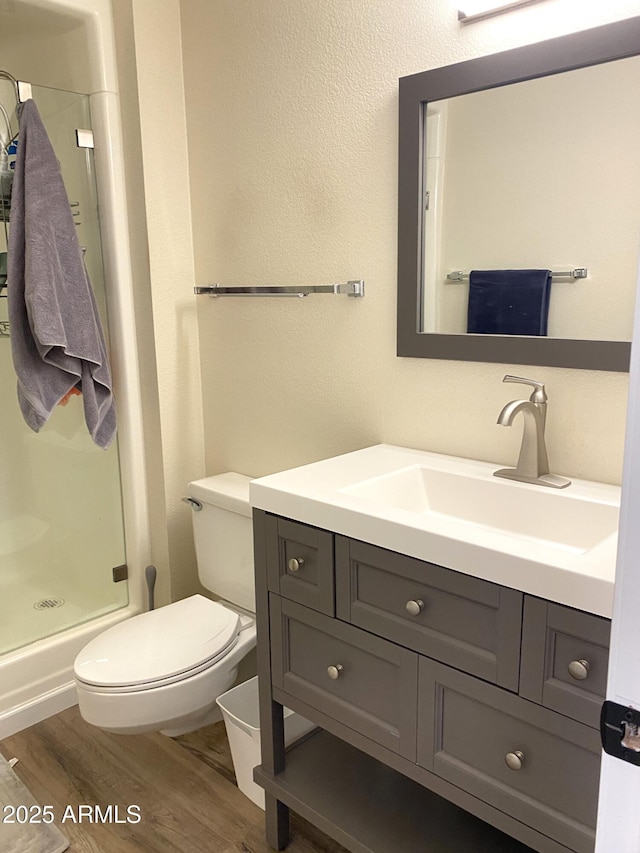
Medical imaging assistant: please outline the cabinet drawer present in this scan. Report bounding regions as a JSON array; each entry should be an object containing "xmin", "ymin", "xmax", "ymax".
[
  {"xmin": 418, "ymin": 659, "xmax": 601, "ymax": 853},
  {"xmin": 266, "ymin": 516, "xmax": 335, "ymax": 615},
  {"xmin": 270, "ymin": 597, "xmax": 418, "ymax": 760},
  {"xmin": 520, "ymin": 598, "xmax": 610, "ymax": 729},
  {"xmin": 336, "ymin": 537, "xmax": 522, "ymax": 690}
]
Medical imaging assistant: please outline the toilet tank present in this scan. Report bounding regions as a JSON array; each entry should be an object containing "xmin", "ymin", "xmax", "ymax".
[{"xmin": 187, "ymin": 473, "xmax": 255, "ymax": 612}]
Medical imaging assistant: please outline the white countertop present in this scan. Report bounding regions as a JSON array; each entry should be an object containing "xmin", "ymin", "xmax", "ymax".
[{"xmin": 250, "ymin": 444, "xmax": 620, "ymax": 618}]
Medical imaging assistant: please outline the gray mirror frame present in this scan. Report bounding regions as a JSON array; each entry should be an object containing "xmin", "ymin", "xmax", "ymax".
[{"xmin": 397, "ymin": 17, "xmax": 640, "ymax": 371}]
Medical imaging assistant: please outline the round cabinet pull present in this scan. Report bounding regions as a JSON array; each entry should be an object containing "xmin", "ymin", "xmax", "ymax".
[
  {"xmin": 505, "ymin": 751, "xmax": 524, "ymax": 771},
  {"xmin": 405, "ymin": 599, "xmax": 425, "ymax": 617},
  {"xmin": 287, "ymin": 557, "xmax": 305, "ymax": 573},
  {"xmin": 568, "ymin": 659, "xmax": 590, "ymax": 681},
  {"xmin": 327, "ymin": 664, "xmax": 343, "ymax": 680}
]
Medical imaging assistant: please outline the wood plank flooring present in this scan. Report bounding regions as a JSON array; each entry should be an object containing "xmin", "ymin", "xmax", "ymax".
[{"xmin": 0, "ymin": 706, "xmax": 346, "ymax": 853}]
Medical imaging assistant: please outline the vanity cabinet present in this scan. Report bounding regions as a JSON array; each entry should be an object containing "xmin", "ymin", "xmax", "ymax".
[
  {"xmin": 418, "ymin": 660, "xmax": 601, "ymax": 853},
  {"xmin": 520, "ymin": 598, "xmax": 611, "ymax": 730},
  {"xmin": 271, "ymin": 597, "xmax": 418, "ymax": 759},
  {"xmin": 253, "ymin": 510, "xmax": 609, "ymax": 853},
  {"xmin": 335, "ymin": 536, "xmax": 522, "ymax": 690},
  {"xmin": 265, "ymin": 515, "xmax": 335, "ymax": 615}
]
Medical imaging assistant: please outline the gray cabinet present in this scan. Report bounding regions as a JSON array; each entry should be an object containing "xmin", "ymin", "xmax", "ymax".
[
  {"xmin": 520, "ymin": 597, "xmax": 610, "ymax": 729},
  {"xmin": 335, "ymin": 536, "xmax": 522, "ymax": 690},
  {"xmin": 254, "ymin": 511, "xmax": 610, "ymax": 853},
  {"xmin": 265, "ymin": 514, "xmax": 335, "ymax": 615},
  {"xmin": 270, "ymin": 596, "xmax": 418, "ymax": 760},
  {"xmin": 418, "ymin": 659, "xmax": 601, "ymax": 853}
]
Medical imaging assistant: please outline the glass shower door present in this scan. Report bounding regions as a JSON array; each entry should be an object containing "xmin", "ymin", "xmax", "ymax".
[{"xmin": 0, "ymin": 80, "xmax": 128, "ymax": 655}]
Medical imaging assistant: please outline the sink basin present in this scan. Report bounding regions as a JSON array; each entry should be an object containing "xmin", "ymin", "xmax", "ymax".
[
  {"xmin": 250, "ymin": 444, "xmax": 621, "ymax": 617},
  {"xmin": 341, "ymin": 465, "xmax": 619, "ymax": 554}
]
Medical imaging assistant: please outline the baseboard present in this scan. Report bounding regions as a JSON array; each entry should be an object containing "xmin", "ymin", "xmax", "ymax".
[{"xmin": 0, "ymin": 682, "xmax": 78, "ymax": 740}]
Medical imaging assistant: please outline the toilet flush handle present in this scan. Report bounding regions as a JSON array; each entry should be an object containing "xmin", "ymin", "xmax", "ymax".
[{"xmin": 182, "ymin": 497, "xmax": 203, "ymax": 511}]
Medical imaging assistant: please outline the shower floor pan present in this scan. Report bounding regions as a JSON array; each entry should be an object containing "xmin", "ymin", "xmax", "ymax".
[{"xmin": 0, "ymin": 561, "xmax": 127, "ymax": 657}]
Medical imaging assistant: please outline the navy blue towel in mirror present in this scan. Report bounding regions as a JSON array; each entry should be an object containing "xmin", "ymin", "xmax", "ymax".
[{"xmin": 467, "ymin": 269, "xmax": 552, "ymax": 336}]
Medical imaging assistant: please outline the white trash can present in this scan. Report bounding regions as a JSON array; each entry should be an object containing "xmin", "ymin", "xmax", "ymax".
[{"xmin": 216, "ymin": 676, "xmax": 316, "ymax": 809}]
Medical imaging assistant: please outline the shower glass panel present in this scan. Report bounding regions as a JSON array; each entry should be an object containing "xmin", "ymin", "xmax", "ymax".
[{"xmin": 0, "ymin": 80, "xmax": 128, "ymax": 656}]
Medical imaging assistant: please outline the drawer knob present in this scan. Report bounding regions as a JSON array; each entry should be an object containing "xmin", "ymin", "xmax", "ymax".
[
  {"xmin": 288, "ymin": 557, "xmax": 305, "ymax": 573},
  {"xmin": 405, "ymin": 599, "xmax": 425, "ymax": 617},
  {"xmin": 327, "ymin": 664, "xmax": 343, "ymax": 680},
  {"xmin": 505, "ymin": 751, "xmax": 524, "ymax": 771},
  {"xmin": 568, "ymin": 659, "xmax": 590, "ymax": 681}
]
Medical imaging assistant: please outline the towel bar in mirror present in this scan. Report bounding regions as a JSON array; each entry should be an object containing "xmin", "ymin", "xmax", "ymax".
[{"xmin": 446, "ymin": 269, "xmax": 588, "ymax": 283}]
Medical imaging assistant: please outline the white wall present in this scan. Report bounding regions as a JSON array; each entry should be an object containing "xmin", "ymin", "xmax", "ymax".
[
  {"xmin": 123, "ymin": 0, "xmax": 205, "ymax": 601},
  {"xmin": 177, "ymin": 0, "xmax": 636, "ymax": 489}
]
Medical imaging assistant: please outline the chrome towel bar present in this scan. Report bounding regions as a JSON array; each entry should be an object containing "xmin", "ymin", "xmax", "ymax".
[
  {"xmin": 446, "ymin": 268, "xmax": 587, "ymax": 282},
  {"xmin": 194, "ymin": 280, "xmax": 365, "ymax": 298}
]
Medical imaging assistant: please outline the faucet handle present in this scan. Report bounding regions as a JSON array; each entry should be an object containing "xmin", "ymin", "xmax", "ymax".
[{"xmin": 502, "ymin": 375, "xmax": 547, "ymax": 404}]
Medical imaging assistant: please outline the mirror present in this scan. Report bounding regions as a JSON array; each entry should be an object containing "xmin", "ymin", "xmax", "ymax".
[{"xmin": 397, "ymin": 17, "xmax": 640, "ymax": 371}]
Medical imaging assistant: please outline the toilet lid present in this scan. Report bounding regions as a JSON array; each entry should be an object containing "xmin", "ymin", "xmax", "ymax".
[{"xmin": 74, "ymin": 595, "xmax": 241, "ymax": 689}]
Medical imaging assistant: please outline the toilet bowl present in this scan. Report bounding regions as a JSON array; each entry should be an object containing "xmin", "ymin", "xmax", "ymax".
[{"xmin": 74, "ymin": 473, "xmax": 258, "ymax": 736}]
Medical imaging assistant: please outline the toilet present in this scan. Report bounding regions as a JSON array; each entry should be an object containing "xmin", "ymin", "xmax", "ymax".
[{"xmin": 74, "ymin": 473, "xmax": 257, "ymax": 737}]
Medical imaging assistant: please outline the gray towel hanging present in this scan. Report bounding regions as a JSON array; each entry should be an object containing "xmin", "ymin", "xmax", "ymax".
[{"xmin": 7, "ymin": 99, "xmax": 116, "ymax": 449}]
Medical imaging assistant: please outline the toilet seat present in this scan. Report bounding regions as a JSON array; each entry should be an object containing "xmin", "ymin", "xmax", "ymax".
[{"xmin": 74, "ymin": 595, "xmax": 241, "ymax": 692}]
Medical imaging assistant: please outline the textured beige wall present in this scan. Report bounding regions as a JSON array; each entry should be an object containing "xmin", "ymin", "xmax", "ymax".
[
  {"xmin": 179, "ymin": 0, "xmax": 636, "ymax": 488},
  {"xmin": 121, "ymin": 0, "xmax": 206, "ymax": 600},
  {"xmin": 110, "ymin": 0, "xmax": 171, "ymax": 607}
]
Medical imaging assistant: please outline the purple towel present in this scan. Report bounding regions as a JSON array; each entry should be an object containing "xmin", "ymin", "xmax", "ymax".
[{"xmin": 7, "ymin": 99, "xmax": 116, "ymax": 448}]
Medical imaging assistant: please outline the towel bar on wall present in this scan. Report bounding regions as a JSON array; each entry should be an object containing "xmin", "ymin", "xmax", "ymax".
[
  {"xmin": 446, "ymin": 268, "xmax": 588, "ymax": 282},
  {"xmin": 194, "ymin": 280, "xmax": 365, "ymax": 298}
]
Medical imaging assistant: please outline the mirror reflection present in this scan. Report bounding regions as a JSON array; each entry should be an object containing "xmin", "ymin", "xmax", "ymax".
[{"xmin": 421, "ymin": 56, "xmax": 640, "ymax": 341}]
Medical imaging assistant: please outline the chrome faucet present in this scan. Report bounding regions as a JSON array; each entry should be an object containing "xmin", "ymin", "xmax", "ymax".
[{"xmin": 493, "ymin": 375, "xmax": 571, "ymax": 489}]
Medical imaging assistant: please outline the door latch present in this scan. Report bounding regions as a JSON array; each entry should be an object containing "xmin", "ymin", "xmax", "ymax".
[{"xmin": 600, "ymin": 701, "xmax": 640, "ymax": 766}]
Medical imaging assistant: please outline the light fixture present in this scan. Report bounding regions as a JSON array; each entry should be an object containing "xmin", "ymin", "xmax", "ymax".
[{"xmin": 457, "ymin": 0, "xmax": 547, "ymax": 23}]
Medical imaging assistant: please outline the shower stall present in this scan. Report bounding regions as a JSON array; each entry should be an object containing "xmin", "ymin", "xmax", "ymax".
[
  {"xmin": 0, "ymin": 0, "xmax": 150, "ymax": 738},
  {"xmin": 0, "ymin": 77, "xmax": 129, "ymax": 649}
]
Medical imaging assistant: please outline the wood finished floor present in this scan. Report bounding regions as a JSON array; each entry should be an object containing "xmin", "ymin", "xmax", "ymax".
[{"xmin": 0, "ymin": 705, "xmax": 347, "ymax": 853}]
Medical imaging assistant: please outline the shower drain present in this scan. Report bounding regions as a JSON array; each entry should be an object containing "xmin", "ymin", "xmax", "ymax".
[{"xmin": 33, "ymin": 597, "xmax": 65, "ymax": 610}]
